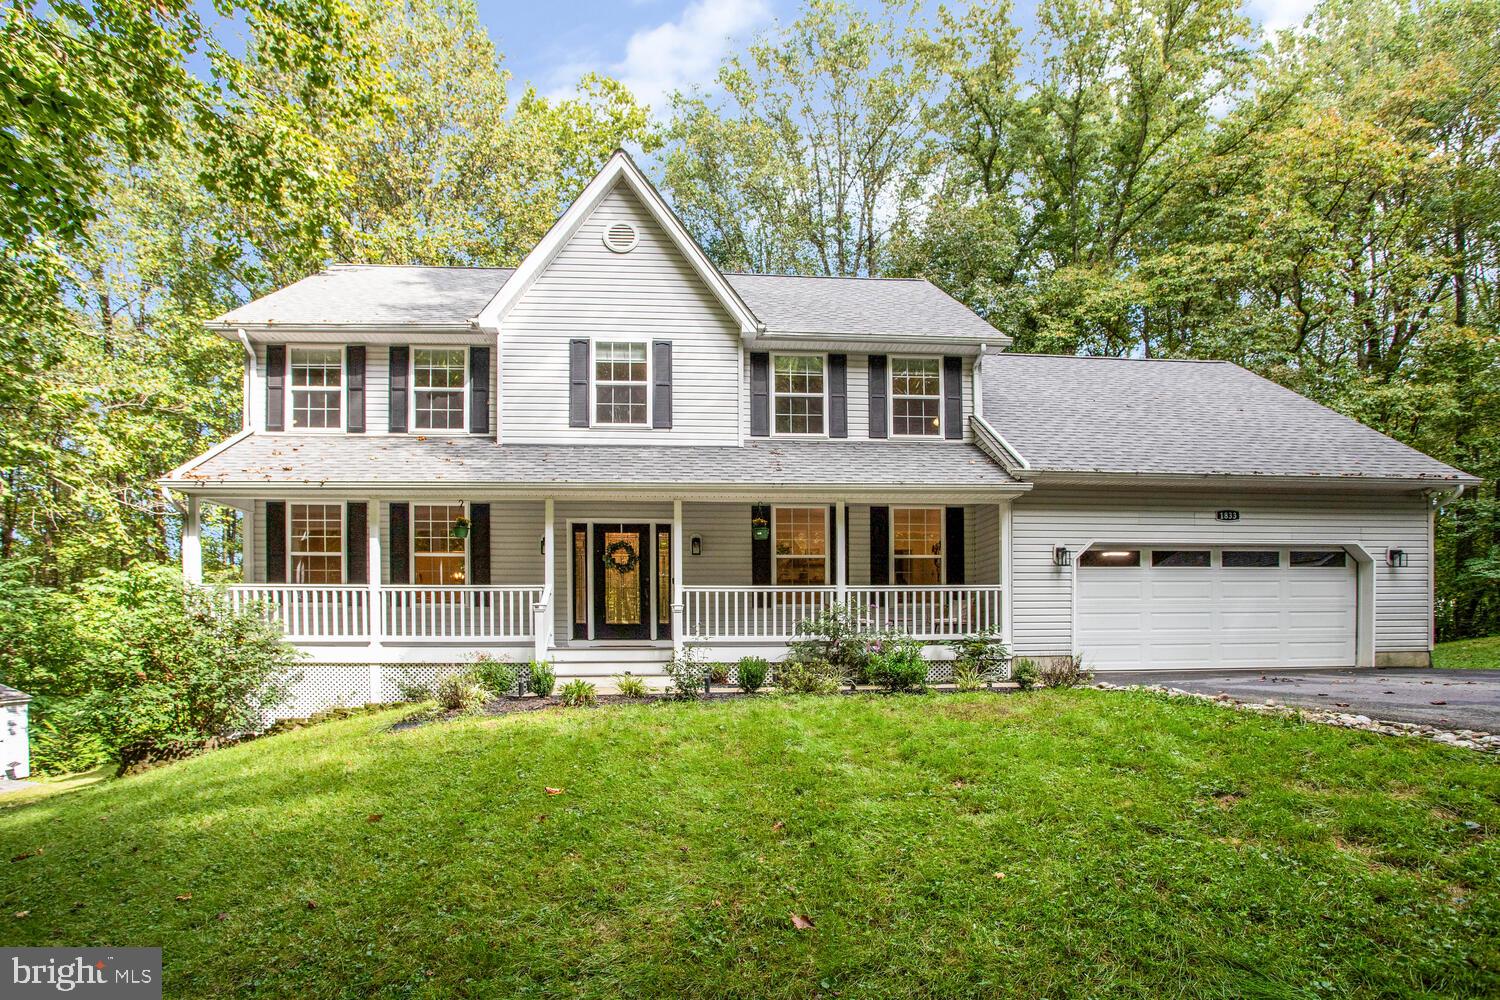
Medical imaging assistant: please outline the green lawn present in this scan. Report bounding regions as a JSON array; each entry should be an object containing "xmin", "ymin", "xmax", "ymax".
[
  {"xmin": 2, "ymin": 692, "xmax": 1496, "ymax": 999},
  {"xmin": 1434, "ymin": 635, "xmax": 1500, "ymax": 670}
]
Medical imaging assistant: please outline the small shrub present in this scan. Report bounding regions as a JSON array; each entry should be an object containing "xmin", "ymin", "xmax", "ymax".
[
  {"xmin": 1012, "ymin": 657, "xmax": 1039, "ymax": 691},
  {"xmin": 1038, "ymin": 654, "xmax": 1093, "ymax": 689},
  {"xmin": 949, "ymin": 628, "xmax": 1009, "ymax": 683},
  {"xmin": 953, "ymin": 662, "xmax": 986, "ymax": 692},
  {"xmin": 773, "ymin": 657, "xmax": 843, "ymax": 695},
  {"xmin": 664, "ymin": 647, "xmax": 708, "ymax": 700},
  {"xmin": 787, "ymin": 603, "xmax": 872, "ymax": 683},
  {"xmin": 394, "ymin": 678, "xmax": 434, "ymax": 703},
  {"xmin": 615, "ymin": 673, "xmax": 649, "ymax": 699},
  {"xmin": 558, "ymin": 679, "xmax": 598, "ymax": 707},
  {"xmin": 469, "ymin": 653, "xmax": 519, "ymax": 698},
  {"xmin": 736, "ymin": 656, "xmax": 769, "ymax": 693},
  {"xmin": 526, "ymin": 661, "xmax": 556, "ymax": 697},
  {"xmin": 709, "ymin": 662, "xmax": 730, "ymax": 685},
  {"xmin": 435, "ymin": 674, "xmax": 487, "ymax": 714},
  {"xmin": 868, "ymin": 635, "xmax": 927, "ymax": 692}
]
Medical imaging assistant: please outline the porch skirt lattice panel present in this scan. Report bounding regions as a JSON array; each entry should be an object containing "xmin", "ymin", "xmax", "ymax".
[
  {"xmin": 261, "ymin": 665, "xmax": 370, "ymax": 723},
  {"xmin": 380, "ymin": 664, "xmax": 473, "ymax": 704}
]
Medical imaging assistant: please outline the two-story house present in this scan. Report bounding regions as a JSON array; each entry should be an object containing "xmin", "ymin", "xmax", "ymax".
[{"xmin": 162, "ymin": 151, "xmax": 1477, "ymax": 715}]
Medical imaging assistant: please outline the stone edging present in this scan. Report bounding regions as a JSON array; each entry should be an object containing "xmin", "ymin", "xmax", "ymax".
[{"xmin": 1094, "ymin": 682, "xmax": 1500, "ymax": 754}]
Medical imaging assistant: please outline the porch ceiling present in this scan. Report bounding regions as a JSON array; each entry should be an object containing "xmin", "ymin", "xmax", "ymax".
[{"xmin": 163, "ymin": 433, "xmax": 1024, "ymax": 498}]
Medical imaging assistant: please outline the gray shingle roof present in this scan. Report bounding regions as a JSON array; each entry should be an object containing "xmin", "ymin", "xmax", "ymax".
[
  {"xmin": 173, "ymin": 435, "xmax": 1018, "ymax": 488},
  {"xmin": 208, "ymin": 265, "xmax": 1003, "ymax": 341},
  {"xmin": 0, "ymin": 684, "xmax": 30, "ymax": 705},
  {"xmin": 983, "ymin": 354, "xmax": 1475, "ymax": 483}
]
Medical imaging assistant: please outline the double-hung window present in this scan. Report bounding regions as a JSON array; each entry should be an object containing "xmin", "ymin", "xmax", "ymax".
[
  {"xmin": 891, "ymin": 357, "xmax": 942, "ymax": 436},
  {"xmin": 413, "ymin": 503, "xmax": 467, "ymax": 585},
  {"xmin": 289, "ymin": 503, "xmax": 343, "ymax": 583},
  {"xmin": 773, "ymin": 507, "xmax": 828, "ymax": 585},
  {"xmin": 773, "ymin": 355, "xmax": 825, "ymax": 435},
  {"xmin": 595, "ymin": 341, "xmax": 648, "ymax": 425},
  {"xmin": 413, "ymin": 348, "xmax": 467, "ymax": 431},
  {"xmin": 892, "ymin": 507, "xmax": 943, "ymax": 584},
  {"xmin": 288, "ymin": 347, "xmax": 343, "ymax": 430}
]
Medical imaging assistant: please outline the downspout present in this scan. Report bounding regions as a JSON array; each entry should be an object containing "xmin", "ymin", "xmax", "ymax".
[
  {"xmin": 973, "ymin": 344, "xmax": 985, "ymax": 420},
  {"xmin": 237, "ymin": 328, "xmax": 256, "ymax": 431}
]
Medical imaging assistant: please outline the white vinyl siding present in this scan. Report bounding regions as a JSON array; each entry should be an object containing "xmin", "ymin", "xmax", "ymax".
[
  {"xmin": 1011, "ymin": 488, "xmax": 1433, "ymax": 661},
  {"xmin": 503, "ymin": 181, "xmax": 742, "ymax": 445}
]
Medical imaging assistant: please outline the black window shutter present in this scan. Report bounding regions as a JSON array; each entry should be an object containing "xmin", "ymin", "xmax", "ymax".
[
  {"xmin": 389, "ymin": 502, "xmax": 410, "ymax": 584},
  {"xmin": 346, "ymin": 502, "xmax": 368, "ymax": 583},
  {"xmin": 943, "ymin": 356, "xmax": 963, "ymax": 440},
  {"xmin": 469, "ymin": 346, "xmax": 490, "ymax": 434},
  {"xmin": 867, "ymin": 355, "xmax": 888, "ymax": 439},
  {"xmin": 751, "ymin": 504, "xmax": 772, "ymax": 584},
  {"xmin": 945, "ymin": 506, "xmax": 966, "ymax": 584},
  {"xmin": 346, "ymin": 346, "xmax": 366, "ymax": 434},
  {"xmin": 828, "ymin": 353, "xmax": 847, "ymax": 438},
  {"xmin": 265, "ymin": 501, "xmax": 286, "ymax": 582},
  {"xmin": 388, "ymin": 346, "xmax": 409, "ymax": 433},
  {"xmin": 652, "ymin": 340, "xmax": 673, "ymax": 429},
  {"xmin": 869, "ymin": 505, "xmax": 890, "ymax": 584},
  {"xmin": 468, "ymin": 503, "xmax": 490, "ymax": 585},
  {"xmin": 569, "ymin": 339, "xmax": 590, "ymax": 427},
  {"xmin": 750, "ymin": 352, "xmax": 770, "ymax": 437},
  {"xmin": 265, "ymin": 345, "xmax": 285, "ymax": 432}
]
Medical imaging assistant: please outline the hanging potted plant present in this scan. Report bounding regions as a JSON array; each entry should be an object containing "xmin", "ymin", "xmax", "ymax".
[
  {"xmin": 751, "ymin": 515, "xmax": 770, "ymax": 541},
  {"xmin": 451, "ymin": 515, "xmax": 471, "ymax": 540}
]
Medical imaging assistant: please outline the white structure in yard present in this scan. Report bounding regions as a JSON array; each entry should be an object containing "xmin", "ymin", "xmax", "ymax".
[{"xmin": 1, "ymin": 684, "xmax": 31, "ymax": 780}]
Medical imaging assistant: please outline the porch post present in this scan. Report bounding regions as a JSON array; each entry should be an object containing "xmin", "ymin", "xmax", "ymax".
[
  {"xmin": 834, "ymin": 499, "xmax": 847, "ymax": 604},
  {"xmin": 999, "ymin": 500, "xmax": 1013, "ymax": 649},
  {"xmin": 240, "ymin": 504, "xmax": 256, "ymax": 583},
  {"xmin": 537, "ymin": 498, "xmax": 554, "ymax": 662},
  {"xmin": 671, "ymin": 499, "xmax": 684, "ymax": 655},
  {"xmin": 182, "ymin": 496, "xmax": 203, "ymax": 585},
  {"xmin": 368, "ymin": 503, "xmax": 383, "ymax": 701}
]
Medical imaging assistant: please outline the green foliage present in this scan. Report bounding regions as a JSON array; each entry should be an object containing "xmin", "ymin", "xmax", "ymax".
[
  {"xmin": 664, "ymin": 648, "xmax": 708, "ymax": 701},
  {"xmin": 614, "ymin": 674, "xmax": 650, "ymax": 699},
  {"xmin": 772, "ymin": 657, "xmax": 844, "ymax": 696},
  {"xmin": 1038, "ymin": 655, "xmax": 1094, "ymax": 689},
  {"xmin": 469, "ymin": 654, "xmax": 519, "ymax": 698},
  {"xmin": 558, "ymin": 680, "xmax": 598, "ymax": 707},
  {"xmin": 525, "ymin": 661, "xmax": 556, "ymax": 698},
  {"xmin": 787, "ymin": 603, "xmax": 873, "ymax": 684},
  {"xmin": 435, "ymin": 674, "xmax": 487, "ymax": 714},
  {"xmin": 949, "ymin": 628, "xmax": 1009, "ymax": 685},
  {"xmin": 1012, "ymin": 657, "xmax": 1040, "ymax": 692},
  {"xmin": 952, "ymin": 662, "xmax": 986, "ymax": 692},
  {"xmin": 735, "ymin": 656, "xmax": 769, "ymax": 694},
  {"xmin": 867, "ymin": 636, "xmax": 928, "ymax": 693}
]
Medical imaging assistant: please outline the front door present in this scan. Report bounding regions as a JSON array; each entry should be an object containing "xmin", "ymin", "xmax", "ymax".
[{"xmin": 592, "ymin": 523, "xmax": 652, "ymax": 640}]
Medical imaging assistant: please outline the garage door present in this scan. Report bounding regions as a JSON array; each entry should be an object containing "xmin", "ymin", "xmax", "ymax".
[{"xmin": 1076, "ymin": 546, "xmax": 1356, "ymax": 670}]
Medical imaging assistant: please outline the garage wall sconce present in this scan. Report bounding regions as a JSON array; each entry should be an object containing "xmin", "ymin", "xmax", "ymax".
[
  {"xmin": 691, "ymin": 535, "xmax": 703, "ymax": 556},
  {"xmin": 1386, "ymin": 548, "xmax": 1407, "ymax": 568},
  {"xmin": 1052, "ymin": 545, "xmax": 1072, "ymax": 566}
]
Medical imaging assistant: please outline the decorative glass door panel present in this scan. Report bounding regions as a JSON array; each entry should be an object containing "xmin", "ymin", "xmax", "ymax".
[{"xmin": 592, "ymin": 524, "xmax": 651, "ymax": 640}]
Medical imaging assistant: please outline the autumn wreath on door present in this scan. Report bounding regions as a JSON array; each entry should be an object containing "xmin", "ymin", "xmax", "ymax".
[{"xmin": 603, "ymin": 538, "xmax": 641, "ymax": 574}]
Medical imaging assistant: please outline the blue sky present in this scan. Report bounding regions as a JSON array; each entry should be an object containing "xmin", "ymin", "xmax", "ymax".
[{"xmin": 473, "ymin": 0, "xmax": 1320, "ymax": 110}]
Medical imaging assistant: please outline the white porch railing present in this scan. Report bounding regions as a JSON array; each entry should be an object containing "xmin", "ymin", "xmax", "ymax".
[
  {"xmin": 682, "ymin": 585, "xmax": 1004, "ymax": 642},
  {"xmin": 382, "ymin": 586, "xmax": 542, "ymax": 641},
  {"xmin": 224, "ymin": 585, "xmax": 372, "ymax": 640},
  {"xmin": 682, "ymin": 586, "xmax": 838, "ymax": 640}
]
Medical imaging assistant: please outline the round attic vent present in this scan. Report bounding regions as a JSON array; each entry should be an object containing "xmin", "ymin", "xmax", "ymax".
[{"xmin": 602, "ymin": 221, "xmax": 639, "ymax": 254}]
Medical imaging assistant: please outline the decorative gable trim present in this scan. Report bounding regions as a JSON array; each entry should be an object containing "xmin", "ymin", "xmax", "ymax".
[{"xmin": 474, "ymin": 150, "xmax": 763, "ymax": 337}]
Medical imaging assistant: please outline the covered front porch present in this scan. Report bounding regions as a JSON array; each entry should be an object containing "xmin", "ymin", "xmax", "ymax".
[{"xmin": 179, "ymin": 493, "xmax": 1017, "ymax": 665}]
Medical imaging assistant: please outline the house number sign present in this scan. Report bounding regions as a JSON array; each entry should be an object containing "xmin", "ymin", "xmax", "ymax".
[{"xmin": 1215, "ymin": 510, "xmax": 1241, "ymax": 522}]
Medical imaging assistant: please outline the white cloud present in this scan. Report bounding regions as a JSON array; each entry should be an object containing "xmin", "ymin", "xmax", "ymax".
[
  {"xmin": 612, "ymin": 0, "xmax": 772, "ymax": 111},
  {"xmin": 1248, "ymin": 0, "xmax": 1319, "ymax": 36}
]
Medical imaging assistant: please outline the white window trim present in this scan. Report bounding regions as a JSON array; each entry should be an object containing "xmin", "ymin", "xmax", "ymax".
[
  {"xmin": 771, "ymin": 505, "xmax": 831, "ymax": 586},
  {"xmin": 410, "ymin": 345, "xmax": 469, "ymax": 435},
  {"xmin": 409, "ymin": 500, "xmax": 469, "ymax": 586},
  {"xmin": 888, "ymin": 355, "xmax": 944, "ymax": 438},
  {"xmin": 285, "ymin": 344, "xmax": 346, "ymax": 434},
  {"xmin": 889, "ymin": 505, "xmax": 945, "ymax": 586},
  {"xmin": 591, "ymin": 338, "xmax": 651, "ymax": 428},
  {"xmin": 770, "ymin": 352, "xmax": 829, "ymax": 438},
  {"xmin": 287, "ymin": 501, "xmax": 347, "ymax": 584}
]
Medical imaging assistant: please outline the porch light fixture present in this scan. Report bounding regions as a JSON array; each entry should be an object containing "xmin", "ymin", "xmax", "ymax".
[
  {"xmin": 1052, "ymin": 545, "xmax": 1072, "ymax": 566},
  {"xmin": 1386, "ymin": 548, "xmax": 1407, "ymax": 567},
  {"xmin": 691, "ymin": 535, "xmax": 702, "ymax": 556}
]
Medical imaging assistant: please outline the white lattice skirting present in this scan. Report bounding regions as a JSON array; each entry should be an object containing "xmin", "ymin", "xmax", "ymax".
[{"xmin": 260, "ymin": 663, "xmax": 473, "ymax": 722}]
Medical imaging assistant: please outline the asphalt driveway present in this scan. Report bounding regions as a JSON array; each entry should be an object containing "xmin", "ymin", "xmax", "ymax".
[{"xmin": 1106, "ymin": 668, "xmax": 1500, "ymax": 732}]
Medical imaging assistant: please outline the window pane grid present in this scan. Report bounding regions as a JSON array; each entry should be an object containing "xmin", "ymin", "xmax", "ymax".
[
  {"xmin": 774, "ymin": 507, "xmax": 827, "ymax": 585},
  {"xmin": 773, "ymin": 355, "xmax": 825, "ymax": 434},
  {"xmin": 290, "ymin": 504, "xmax": 343, "ymax": 583},
  {"xmin": 413, "ymin": 349, "xmax": 466, "ymax": 431},
  {"xmin": 290, "ymin": 348, "xmax": 342, "ymax": 430},
  {"xmin": 595, "ymin": 342, "xmax": 648, "ymax": 425},
  {"xmin": 891, "ymin": 358, "xmax": 941, "ymax": 436},
  {"xmin": 413, "ymin": 504, "xmax": 467, "ymax": 585},
  {"xmin": 893, "ymin": 507, "xmax": 942, "ymax": 585}
]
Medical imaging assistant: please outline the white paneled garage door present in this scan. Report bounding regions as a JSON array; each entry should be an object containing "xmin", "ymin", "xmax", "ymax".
[{"xmin": 1076, "ymin": 546, "xmax": 1357, "ymax": 670}]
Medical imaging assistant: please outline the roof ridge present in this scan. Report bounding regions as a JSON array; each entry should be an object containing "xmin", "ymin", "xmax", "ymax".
[
  {"xmin": 994, "ymin": 352, "xmax": 1232, "ymax": 365},
  {"xmin": 724, "ymin": 271, "xmax": 929, "ymax": 283},
  {"xmin": 326, "ymin": 262, "xmax": 515, "ymax": 271}
]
